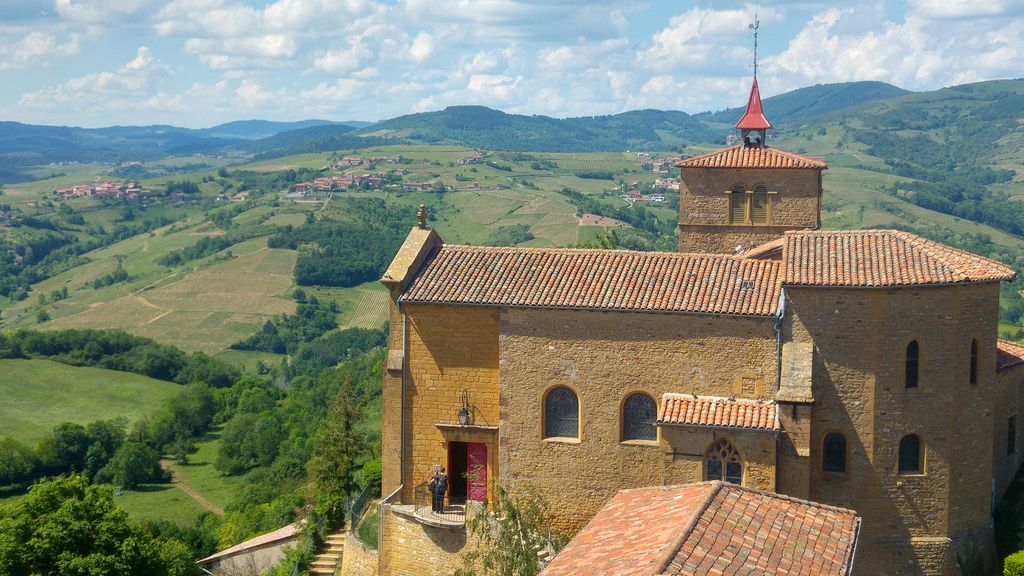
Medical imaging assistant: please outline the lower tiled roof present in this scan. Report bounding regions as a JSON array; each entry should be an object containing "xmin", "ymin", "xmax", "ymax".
[
  {"xmin": 658, "ymin": 394, "xmax": 779, "ymax": 431},
  {"xmin": 401, "ymin": 245, "xmax": 782, "ymax": 316},
  {"xmin": 998, "ymin": 340, "xmax": 1024, "ymax": 372},
  {"xmin": 539, "ymin": 482, "xmax": 860, "ymax": 576},
  {"xmin": 783, "ymin": 230, "xmax": 1015, "ymax": 287},
  {"xmin": 675, "ymin": 145, "xmax": 827, "ymax": 169}
]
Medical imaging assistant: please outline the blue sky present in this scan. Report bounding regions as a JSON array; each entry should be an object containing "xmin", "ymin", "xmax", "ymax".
[{"xmin": 0, "ymin": 0, "xmax": 1021, "ymax": 128}]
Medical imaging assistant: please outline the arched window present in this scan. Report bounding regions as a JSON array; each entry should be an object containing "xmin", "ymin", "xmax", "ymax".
[
  {"xmin": 898, "ymin": 434, "xmax": 923, "ymax": 474},
  {"xmin": 751, "ymin": 185, "xmax": 768, "ymax": 224},
  {"xmin": 905, "ymin": 340, "xmax": 919, "ymax": 388},
  {"xmin": 705, "ymin": 439, "xmax": 742, "ymax": 484},
  {"xmin": 970, "ymin": 339, "xmax": 978, "ymax": 385},
  {"xmin": 621, "ymin": 393, "xmax": 657, "ymax": 442},
  {"xmin": 729, "ymin": 184, "xmax": 746, "ymax": 224},
  {"xmin": 544, "ymin": 386, "xmax": 579, "ymax": 439},
  {"xmin": 823, "ymin": 432, "xmax": 847, "ymax": 473}
]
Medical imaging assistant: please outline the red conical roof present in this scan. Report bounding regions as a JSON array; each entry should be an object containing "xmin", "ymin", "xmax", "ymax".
[{"xmin": 735, "ymin": 76, "xmax": 772, "ymax": 130}]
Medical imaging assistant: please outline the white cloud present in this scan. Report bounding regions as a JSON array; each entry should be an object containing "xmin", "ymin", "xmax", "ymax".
[
  {"xmin": 909, "ymin": 0, "xmax": 1020, "ymax": 19},
  {"xmin": 764, "ymin": 6, "xmax": 1024, "ymax": 92},
  {"xmin": 467, "ymin": 74, "xmax": 521, "ymax": 100},
  {"xmin": 642, "ymin": 4, "xmax": 782, "ymax": 71},
  {"xmin": 18, "ymin": 46, "xmax": 169, "ymax": 111},
  {"xmin": 409, "ymin": 31, "xmax": 434, "ymax": 62},
  {"xmin": 0, "ymin": 31, "xmax": 80, "ymax": 70}
]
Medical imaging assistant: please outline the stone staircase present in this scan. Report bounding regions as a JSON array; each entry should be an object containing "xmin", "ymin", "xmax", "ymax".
[{"xmin": 308, "ymin": 530, "xmax": 346, "ymax": 576}]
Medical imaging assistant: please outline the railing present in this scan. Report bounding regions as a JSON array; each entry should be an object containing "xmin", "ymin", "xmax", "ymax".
[
  {"xmin": 349, "ymin": 481, "xmax": 375, "ymax": 529},
  {"xmin": 413, "ymin": 481, "xmax": 467, "ymax": 526}
]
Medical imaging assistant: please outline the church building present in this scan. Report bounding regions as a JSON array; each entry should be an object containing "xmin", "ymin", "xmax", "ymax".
[{"xmin": 366, "ymin": 78, "xmax": 1024, "ymax": 576}]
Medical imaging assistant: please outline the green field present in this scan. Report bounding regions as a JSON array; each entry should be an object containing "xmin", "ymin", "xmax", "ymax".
[
  {"xmin": 113, "ymin": 484, "xmax": 210, "ymax": 526},
  {"xmin": 166, "ymin": 428, "xmax": 243, "ymax": 512},
  {"xmin": 0, "ymin": 359, "xmax": 182, "ymax": 443}
]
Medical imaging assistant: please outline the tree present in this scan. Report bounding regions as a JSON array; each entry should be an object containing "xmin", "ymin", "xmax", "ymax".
[
  {"xmin": 0, "ymin": 476, "xmax": 192, "ymax": 576},
  {"xmin": 94, "ymin": 441, "xmax": 167, "ymax": 489},
  {"xmin": 37, "ymin": 422, "xmax": 91, "ymax": 473},
  {"xmin": 455, "ymin": 484, "xmax": 567, "ymax": 576},
  {"xmin": 307, "ymin": 373, "xmax": 365, "ymax": 528},
  {"xmin": 0, "ymin": 438, "xmax": 39, "ymax": 486}
]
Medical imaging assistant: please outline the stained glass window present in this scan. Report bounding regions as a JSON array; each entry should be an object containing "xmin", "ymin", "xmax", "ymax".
[
  {"xmin": 622, "ymin": 393, "xmax": 657, "ymax": 441},
  {"xmin": 823, "ymin": 432, "xmax": 846, "ymax": 473},
  {"xmin": 544, "ymin": 386, "xmax": 579, "ymax": 439},
  {"xmin": 705, "ymin": 439, "xmax": 742, "ymax": 484}
]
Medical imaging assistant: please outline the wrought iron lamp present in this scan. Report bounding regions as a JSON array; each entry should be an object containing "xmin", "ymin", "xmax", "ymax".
[{"xmin": 458, "ymin": 389, "xmax": 470, "ymax": 426}]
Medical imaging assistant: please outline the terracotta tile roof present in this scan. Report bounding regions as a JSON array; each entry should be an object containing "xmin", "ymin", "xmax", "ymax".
[
  {"xmin": 657, "ymin": 394, "xmax": 779, "ymax": 431},
  {"xmin": 540, "ymin": 482, "xmax": 860, "ymax": 576},
  {"xmin": 675, "ymin": 145, "xmax": 826, "ymax": 169},
  {"xmin": 198, "ymin": 523, "xmax": 300, "ymax": 565},
  {"xmin": 998, "ymin": 340, "xmax": 1024, "ymax": 372},
  {"xmin": 735, "ymin": 76, "xmax": 772, "ymax": 130},
  {"xmin": 401, "ymin": 245, "xmax": 782, "ymax": 316},
  {"xmin": 783, "ymin": 230, "xmax": 1015, "ymax": 287}
]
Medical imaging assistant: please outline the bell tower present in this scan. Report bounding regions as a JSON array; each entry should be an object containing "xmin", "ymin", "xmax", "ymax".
[{"xmin": 674, "ymin": 14, "xmax": 827, "ymax": 255}]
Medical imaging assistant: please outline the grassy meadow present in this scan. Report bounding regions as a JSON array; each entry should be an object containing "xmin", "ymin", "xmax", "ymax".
[{"xmin": 0, "ymin": 359, "xmax": 182, "ymax": 444}]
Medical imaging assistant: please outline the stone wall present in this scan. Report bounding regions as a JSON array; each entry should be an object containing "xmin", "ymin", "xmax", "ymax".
[
  {"xmin": 497, "ymin": 307, "xmax": 778, "ymax": 533},
  {"xmin": 398, "ymin": 303, "xmax": 501, "ymax": 503},
  {"xmin": 787, "ymin": 282, "xmax": 1000, "ymax": 575},
  {"xmin": 994, "ymin": 364, "xmax": 1024, "ymax": 501},
  {"xmin": 378, "ymin": 505, "xmax": 470, "ymax": 576},
  {"xmin": 678, "ymin": 165, "xmax": 821, "ymax": 254},
  {"xmin": 340, "ymin": 531, "xmax": 378, "ymax": 576}
]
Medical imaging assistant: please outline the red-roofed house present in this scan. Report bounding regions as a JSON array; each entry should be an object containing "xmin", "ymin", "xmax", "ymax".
[{"xmin": 367, "ymin": 74, "xmax": 1022, "ymax": 576}]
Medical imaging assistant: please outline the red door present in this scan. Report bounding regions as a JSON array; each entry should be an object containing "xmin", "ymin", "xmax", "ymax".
[{"xmin": 467, "ymin": 443, "xmax": 487, "ymax": 502}]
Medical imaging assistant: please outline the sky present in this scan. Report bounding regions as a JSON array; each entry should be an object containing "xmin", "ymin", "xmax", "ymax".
[{"xmin": 0, "ymin": 0, "xmax": 1021, "ymax": 128}]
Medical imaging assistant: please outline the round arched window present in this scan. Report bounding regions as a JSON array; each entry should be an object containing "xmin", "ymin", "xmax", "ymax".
[
  {"xmin": 544, "ymin": 387, "xmax": 579, "ymax": 439},
  {"xmin": 621, "ymin": 393, "xmax": 657, "ymax": 442}
]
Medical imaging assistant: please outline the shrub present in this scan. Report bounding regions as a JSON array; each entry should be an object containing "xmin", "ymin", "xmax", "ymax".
[
  {"xmin": 1006, "ymin": 551, "xmax": 1024, "ymax": 576},
  {"xmin": 361, "ymin": 458, "xmax": 382, "ymax": 496}
]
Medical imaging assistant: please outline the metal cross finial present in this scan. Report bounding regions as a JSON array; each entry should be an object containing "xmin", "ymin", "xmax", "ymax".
[
  {"xmin": 749, "ymin": 4, "xmax": 760, "ymax": 78},
  {"xmin": 417, "ymin": 203, "xmax": 427, "ymax": 229}
]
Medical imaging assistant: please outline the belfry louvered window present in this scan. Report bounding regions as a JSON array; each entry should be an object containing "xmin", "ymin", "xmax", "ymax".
[
  {"xmin": 729, "ymin": 184, "xmax": 746, "ymax": 224},
  {"xmin": 705, "ymin": 438, "xmax": 742, "ymax": 484},
  {"xmin": 544, "ymin": 386, "xmax": 579, "ymax": 439},
  {"xmin": 621, "ymin": 392, "xmax": 657, "ymax": 441},
  {"xmin": 898, "ymin": 434, "xmax": 923, "ymax": 474},
  {"xmin": 751, "ymin": 185, "xmax": 768, "ymax": 224}
]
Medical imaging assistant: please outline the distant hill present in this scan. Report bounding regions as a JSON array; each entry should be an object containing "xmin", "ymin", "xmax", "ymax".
[
  {"xmin": 357, "ymin": 105, "xmax": 723, "ymax": 151},
  {"xmin": 197, "ymin": 119, "xmax": 342, "ymax": 140},
  {"xmin": 237, "ymin": 124, "xmax": 399, "ymax": 159},
  {"xmin": 699, "ymin": 81, "xmax": 910, "ymax": 126}
]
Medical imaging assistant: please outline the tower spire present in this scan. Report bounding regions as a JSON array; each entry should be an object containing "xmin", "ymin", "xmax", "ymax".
[{"xmin": 736, "ymin": 5, "xmax": 770, "ymax": 148}]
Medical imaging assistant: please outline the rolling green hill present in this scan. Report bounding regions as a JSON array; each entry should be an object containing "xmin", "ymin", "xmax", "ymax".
[
  {"xmin": 357, "ymin": 105, "xmax": 723, "ymax": 151},
  {"xmin": 0, "ymin": 358, "xmax": 182, "ymax": 443},
  {"xmin": 699, "ymin": 81, "xmax": 910, "ymax": 125}
]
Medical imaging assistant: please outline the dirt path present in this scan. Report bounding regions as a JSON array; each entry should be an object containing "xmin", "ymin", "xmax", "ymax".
[{"xmin": 161, "ymin": 459, "xmax": 225, "ymax": 516}]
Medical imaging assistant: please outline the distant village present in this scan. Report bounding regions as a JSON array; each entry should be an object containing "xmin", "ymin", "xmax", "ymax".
[
  {"xmin": 287, "ymin": 155, "xmax": 450, "ymax": 200},
  {"xmin": 53, "ymin": 181, "xmax": 167, "ymax": 203}
]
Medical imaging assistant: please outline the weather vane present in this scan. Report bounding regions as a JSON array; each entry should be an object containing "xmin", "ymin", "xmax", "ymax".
[{"xmin": 749, "ymin": 3, "xmax": 760, "ymax": 78}]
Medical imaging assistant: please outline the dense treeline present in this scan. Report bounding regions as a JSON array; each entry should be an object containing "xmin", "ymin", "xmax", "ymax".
[
  {"xmin": 231, "ymin": 299, "xmax": 339, "ymax": 354},
  {"xmin": 289, "ymin": 327, "xmax": 387, "ymax": 378},
  {"xmin": 268, "ymin": 199, "xmax": 413, "ymax": 287},
  {"xmin": 0, "ymin": 328, "xmax": 239, "ymax": 386},
  {"xmin": 0, "ymin": 476, "xmax": 199, "ymax": 575}
]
